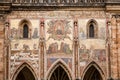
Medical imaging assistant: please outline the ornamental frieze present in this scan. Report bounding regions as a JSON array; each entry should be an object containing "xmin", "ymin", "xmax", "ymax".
[{"xmin": 12, "ymin": 0, "xmax": 105, "ymax": 4}]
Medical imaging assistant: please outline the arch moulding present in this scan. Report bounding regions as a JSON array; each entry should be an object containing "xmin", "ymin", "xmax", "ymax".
[
  {"xmin": 81, "ymin": 61, "xmax": 106, "ymax": 80},
  {"xmin": 11, "ymin": 61, "xmax": 38, "ymax": 80},
  {"xmin": 46, "ymin": 59, "xmax": 73, "ymax": 80}
]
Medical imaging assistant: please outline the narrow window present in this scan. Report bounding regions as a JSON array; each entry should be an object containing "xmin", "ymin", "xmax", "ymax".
[
  {"xmin": 23, "ymin": 24, "xmax": 29, "ymax": 38},
  {"xmin": 89, "ymin": 24, "xmax": 94, "ymax": 38}
]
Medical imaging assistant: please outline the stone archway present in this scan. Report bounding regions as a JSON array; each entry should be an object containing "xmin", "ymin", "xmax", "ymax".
[
  {"xmin": 83, "ymin": 66, "xmax": 102, "ymax": 80},
  {"xmin": 15, "ymin": 66, "xmax": 35, "ymax": 80},
  {"xmin": 82, "ymin": 61, "xmax": 105, "ymax": 80},
  {"xmin": 50, "ymin": 66, "xmax": 70, "ymax": 80},
  {"xmin": 47, "ymin": 61, "xmax": 72, "ymax": 80},
  {"xmin": 12, "ymin": 62, "xmax": 37, "ymax": 80}
]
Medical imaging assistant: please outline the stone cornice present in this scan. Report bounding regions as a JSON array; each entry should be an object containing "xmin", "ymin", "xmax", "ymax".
[
  {"xmin": 11, "ymin": 6, "xmax": 105, "ymax": 11},
  {"xmin": 106, "ymin": 5, "xmax": 120, "ymax": 11},
  {"xmin": 0, "ymin": 1, "xmax": 120, "ymax": 12},
  {"xmin": 0, "ymin": 3, "xmax": 11, "ymax": 15}
]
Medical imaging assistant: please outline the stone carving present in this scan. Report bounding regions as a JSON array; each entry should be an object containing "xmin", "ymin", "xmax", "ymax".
[
  {"xmin": 60, "ymin": 0, "xmax": 67, "ymax": 3},
  {"xmin": 111, "ymin": 15, "xmax": 117, "ymax": 26},
  {"xmin": 12, "ymin": 0, "xmax": 39, "ymax": 3},
  {"xmin": 12, "ymin": 0, "xmax": 105, "ymax": 4}
]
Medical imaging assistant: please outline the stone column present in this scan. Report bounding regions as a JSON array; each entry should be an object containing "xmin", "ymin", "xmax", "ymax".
[
  {"xmin": 106, "ymin": 19, "xmax": 113, "ymax": 80},
  {"xmin": 0, "ymin": 15, "xmax": 5, "ymax": 80},
  {"xmin": 110, "ymin": 15, "xmax": 119, "ymax": 80},
  {"xmin": 5, "ymin": 20, "xmax": 10, "ymax": 80},
  {"xmin": 40, "ymin": 18, "xmax": 45, "ymax": 80},
  {"xmin": 73, "ymin": 20, "xmax": 80, "ymax": 80},
  {"xmin": 116, "ymin": 16, "xmax": 120, "ymax": 80}
]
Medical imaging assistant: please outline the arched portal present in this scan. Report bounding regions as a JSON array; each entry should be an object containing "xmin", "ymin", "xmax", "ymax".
[
  {"xmin": 47, "ymin": 61, "xmax": 72, "ymax": 80},
  {"xmin": 12, "ymin": 62, "xmax": 37, "ymax": 80},
  {"xmin": 82, "ymin": 62, "xmax": 105, "ymax": 80},
  {"xmin": 50, "ymin": 66, "xmax": 69, "ymax": 80},
  {"xmin": 83, "ymin": 66, "xmax": 102, "ymax": 80},
  {"xmin": 15, "ymin": 66, "xmax": 35, "ymax": 80}
]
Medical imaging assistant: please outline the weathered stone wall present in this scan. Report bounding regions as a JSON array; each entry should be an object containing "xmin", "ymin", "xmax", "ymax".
[
  {"xmin": 0, "ymin": 15, "xmax": 5, "ymax": 80},
  {"xmin": 6, "ymin": 10, "xmax": 107, "ymax": 80},
  {"xmin": 108, "ymin": 14, "xmax": 120, "ymax": 80},
  {"xmin": 0, "ymin": 1, "xmax": 120, "ymax": 80}
]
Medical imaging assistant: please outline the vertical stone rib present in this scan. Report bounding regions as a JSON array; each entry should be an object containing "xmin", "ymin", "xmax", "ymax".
[
  {"xmin": 111, "ymin": 15, "xmax": 119, "ymax": 79},
  {"xmin": 116, "ymin": 17, "xmax": 120, "ymax": 79},
  {"xmin": 40, "ymin": 19, "xmax": 45, "ymax": 80},
  {"xmin": 106, "ymin": 19, "xmax": 112, "ymax": 79},
  {"xmin": 74, "ymin": 20, "xmax": 79, "ymax": 79}
]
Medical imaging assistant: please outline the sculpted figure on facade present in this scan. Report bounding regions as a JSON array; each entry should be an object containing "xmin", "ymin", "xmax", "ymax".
[
  {"xmin": 111, "ymin": 15, "xmax": 117, "ymax": 26},
  {"xmin": 60, "ymin": 0, "xmax": 67, "ymax": 3}
]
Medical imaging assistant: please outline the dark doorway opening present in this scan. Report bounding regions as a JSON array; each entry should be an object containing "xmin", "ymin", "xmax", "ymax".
[
  {"xmin": 15, "ymin": 66, "xmax": 35, "ymax": 80},
  {"xmin": 50, "ymin": 66, "xmax": 70, "ymax": 80},
  {"xmin": 83, "ymin": 66, "xmax": 103, "ymax": 80}
]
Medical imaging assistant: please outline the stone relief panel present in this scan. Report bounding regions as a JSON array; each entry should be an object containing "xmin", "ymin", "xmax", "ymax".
[
  {"xmin": 12, "ymin": 0, "xmax": 105, "ymax": 4},
  {"xmin": 46, "ymin": 19, "xmax": 73, "ymax": 55},
  {"xmin": 47, "ymin": 58, "xmax": 72, "ymax": 70}
]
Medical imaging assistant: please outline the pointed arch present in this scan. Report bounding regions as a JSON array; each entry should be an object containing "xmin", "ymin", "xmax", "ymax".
[
  {"xmin": 12, "ymin": 62, "xmax": 37, "ymax": 80},
  {"xmin": 87, "ymin": 19, "xmax": 98, "ymax": 38},
  {"xmin": 47, "ymin": 60, "xmax": 72, "ymax": 80},
  {"xmin": 18, "ymin": 19, "xmax": 32, "ymax": 38},
  {"xmin": 82, "ymin": 61, "xmax": 106, "ymax": 80},
  {"xmin": 19, "ymin": 19, "xmax": 32, "ymax": 28}
]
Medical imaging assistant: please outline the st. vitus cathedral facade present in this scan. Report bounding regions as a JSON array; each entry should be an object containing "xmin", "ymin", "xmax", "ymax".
[{"xmin": 0, "ymin": 0, "xmax": 120, "ymax": 80}]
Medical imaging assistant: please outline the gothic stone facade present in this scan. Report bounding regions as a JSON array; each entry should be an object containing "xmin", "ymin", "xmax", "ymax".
[{"xmin": 0, "ymin": 0, "xmax": 120, "ymax": 80}]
